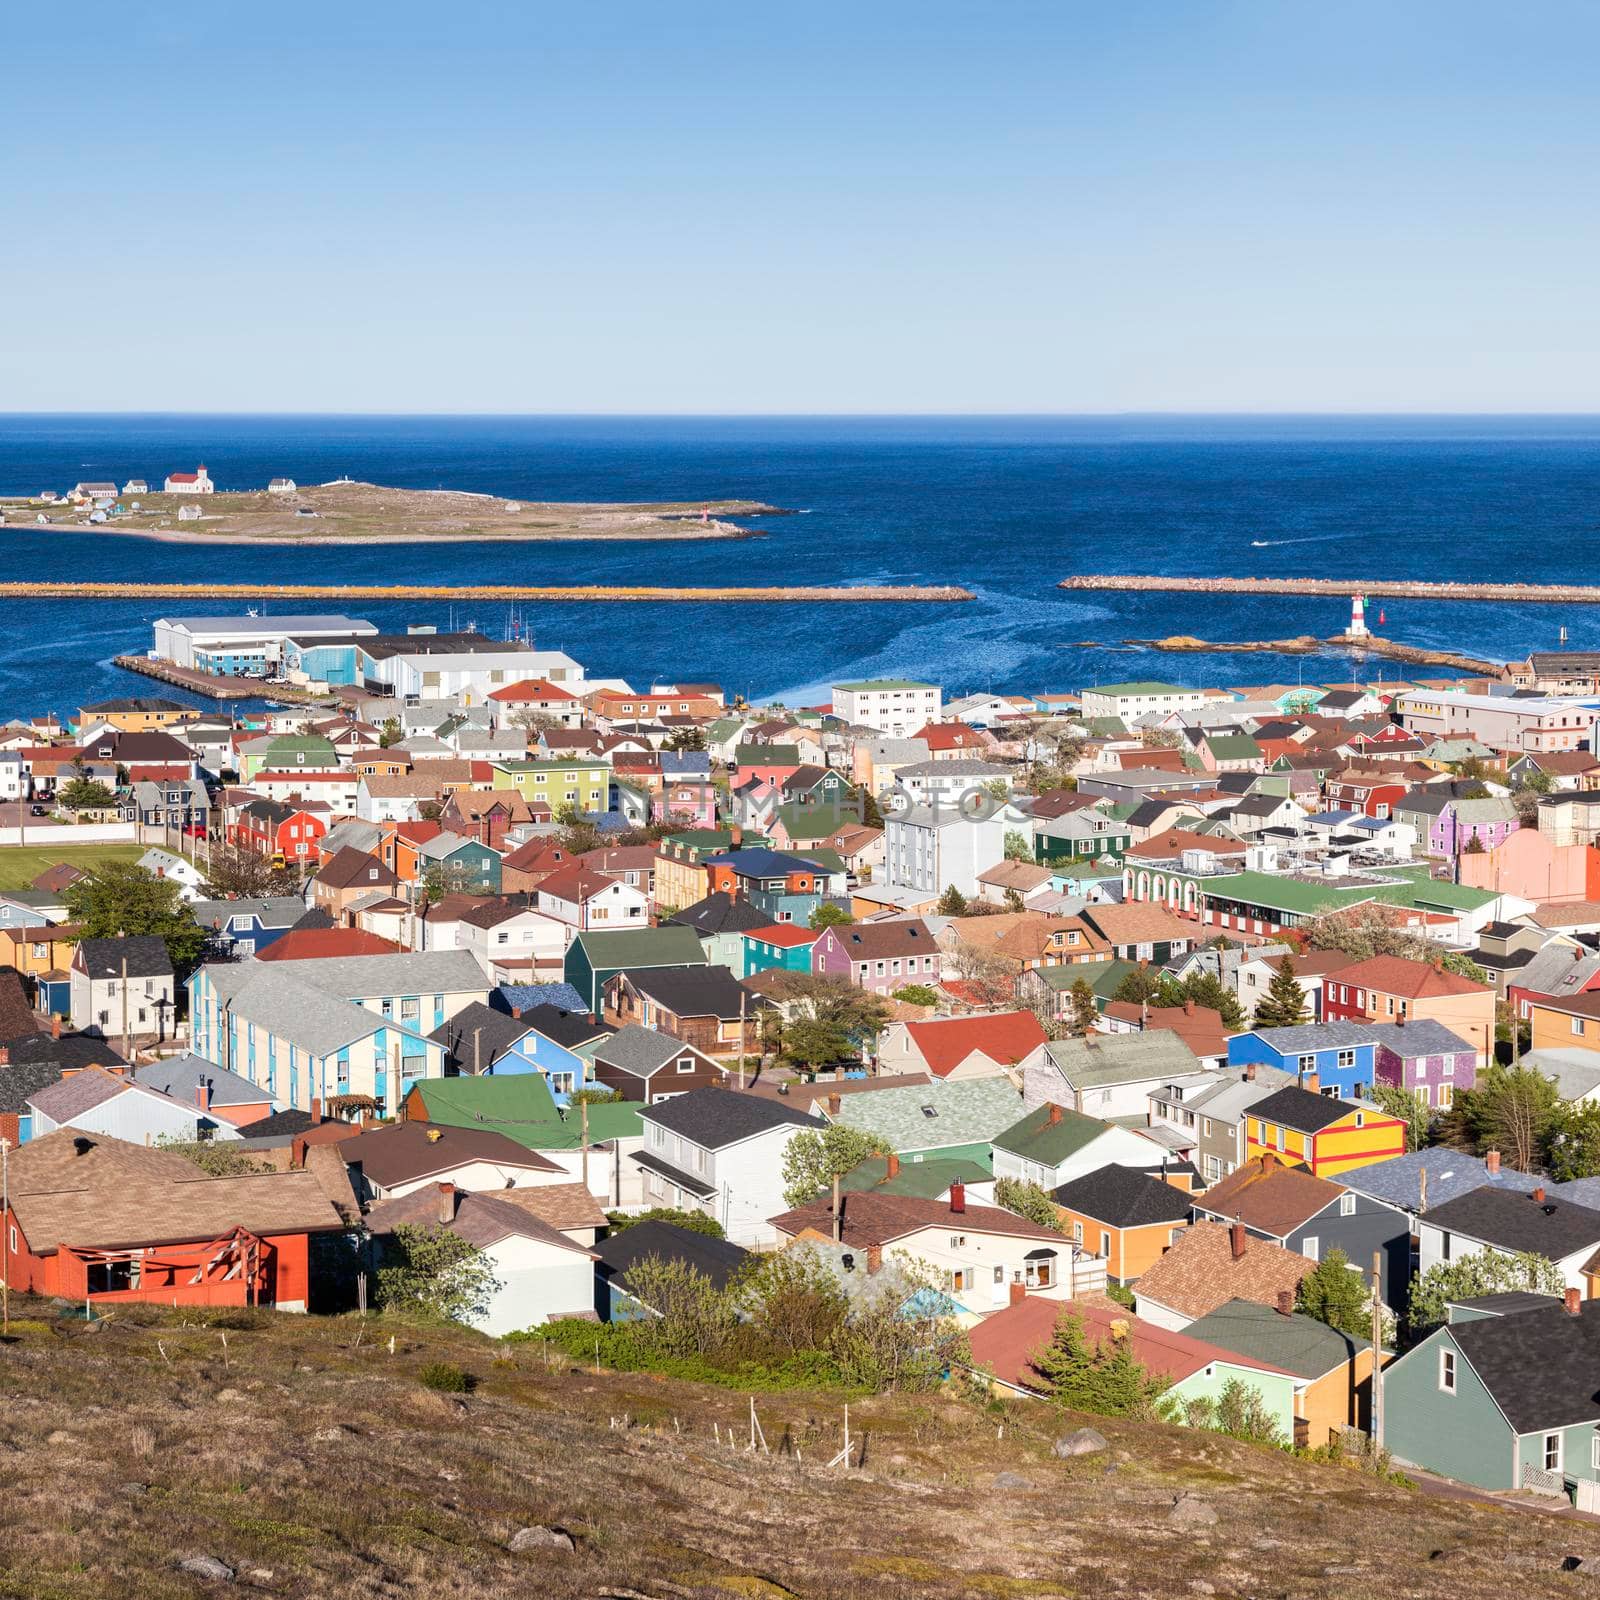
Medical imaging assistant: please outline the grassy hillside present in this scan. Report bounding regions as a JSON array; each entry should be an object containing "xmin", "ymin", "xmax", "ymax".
[
  {"xmin": 0, "ymin": 1296, "xmax": 1593, "ymax": 1598},
  {"xmin": 0, "ymin": 842, "xmax": 148, "ymax": 890}
]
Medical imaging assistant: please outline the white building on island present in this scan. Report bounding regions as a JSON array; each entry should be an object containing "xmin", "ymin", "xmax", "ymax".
[{"xmin": 164, "ymin": 465, "xmax": 214, "ymax": 494}]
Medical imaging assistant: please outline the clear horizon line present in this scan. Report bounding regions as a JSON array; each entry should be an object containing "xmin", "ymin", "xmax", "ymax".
[{"xmin": 5, "ymin": 407, "xmax": 1600, "ymax": 420}]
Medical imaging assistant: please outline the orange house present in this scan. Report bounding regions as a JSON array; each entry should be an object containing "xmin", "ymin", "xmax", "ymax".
[
  {"xmin": 1323, "ymin": 954, "xmax": 1495, "ymax": 1061},
  {"xmin": 1245, "ymin": 1083, "xmax": 1406, "ymax": 1178},
  {"xmin": 0, "ymin": 1131, "xmax": 347, "ymax": 1311},
  {"xmin": 1047, "ymin": 1163, "xmax": 1193, "ymax": 1286}
]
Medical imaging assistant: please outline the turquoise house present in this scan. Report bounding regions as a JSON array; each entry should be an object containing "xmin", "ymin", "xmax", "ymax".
[
  {"xmin": 742, "ymin": 925, "xmax": 820, "ymax": 978},
  {"xmin": 1384, "ymin": 1295, "xmax": 1600, "ymax": 1498}
]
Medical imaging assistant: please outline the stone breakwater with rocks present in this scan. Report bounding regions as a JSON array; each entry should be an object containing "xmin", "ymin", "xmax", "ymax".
[
  {"xmin": 9, "ymin": 581, "xmax": 973, "ymax": 603},
  {"xmin": 1060, "ymin": 575, "xmax": 1600, "ymax": 604}
]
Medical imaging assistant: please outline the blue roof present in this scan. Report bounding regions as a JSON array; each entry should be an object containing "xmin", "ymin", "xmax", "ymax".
[
  {"xmin": 1308, "ymin": 809, "xmax": 1359, "ymax": 826},
  {"xmin": 493, "ymin": 982, "xmax": 588, "ymax": 1016},
  {"xmin": 1348, "ymin": 816, "xmax": 1390, "ymax": 833},
  {"xmin": 661, "ymin": 751, "xmax": 712, "ymax": 778},
  {"xmin": 1339, "ymin": 1149, "xmax": 1540, "ymax": 1212}
]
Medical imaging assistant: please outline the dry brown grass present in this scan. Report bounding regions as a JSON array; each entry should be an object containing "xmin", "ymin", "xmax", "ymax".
[{"xmin": 0, "ymin": 1297, "xmax": 1594, "ymax": 1599}]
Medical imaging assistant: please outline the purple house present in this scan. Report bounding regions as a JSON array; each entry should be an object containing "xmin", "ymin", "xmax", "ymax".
[
  {"xmin": 1365, "ymin": 1019, "xmax": 1478, "ymax": 1112},
  {"xmin": 1397, "ymin": 790, "xmax": 1518, "ymax": 858},
  {"xmin": 811, "ymin": 919, "xmax": 939, "ymax": 995}
]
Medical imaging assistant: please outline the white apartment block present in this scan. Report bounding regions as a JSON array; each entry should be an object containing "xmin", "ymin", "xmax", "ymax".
[
  {"xmin": 832, "ymin": 678, "xmax": 942, "ymax": 738},
  {"xmin": 1077, "ymin": 682, "xmax": 1211, "ymax": 721}
]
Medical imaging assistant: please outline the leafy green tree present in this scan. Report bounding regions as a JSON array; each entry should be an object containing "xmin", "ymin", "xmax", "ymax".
[
  {"xmin": 993, "ymin": 1177, "xmax": 1064, "ymax": 1231},
  {"xmin": 736, "ymin": 1246, "xmax": 851, "ymax": 1358},
  {"xmin": 60, "ymin": 777, "xmax": 117, "ymax": 810},
  {"xmin": 1512, "ymin": 770, "xmax": 1555, "ymax": 826},
  {"xmin": 375, "ymin": 1223, "xmax": 503, "ymax": 1325},
  {"xmin": 774, "ymin": 973, "xmax": 891, "ymax": 1072},
  {"xmin": 936, "ymin": 884, "xmax": 968, "ymax": 916},
  {"xmin": 780, "ymin": 1124, "xmax": 891, "ymax": 1208},
  {"xmin": 1295, "ymin": 1247, "xmax": 1369, "ymax": 1338},
  {"xmin": 1067, "ymin": 977, "xmax": 1100, "ymax": 1039},
  {"xmin": 1003, "ymin": 829, "xmax": 1033, "ymax": 862},
  {"xmin": 378, "ymin": 717, "xmax": 402, "ymax": 748},
  {"xmin": 1111, "ymin": 967, "xmax": 1166, "ymax": 1007},
  {"xmin": 1408, "ymin": 1249, "xmax": 1564, "ymax": 1335},
  {"xmin": 1182, "ymin": 1378, "xmax": 1284, "ymax": 1445},
  {"xmin": 155, "ymin": 1136, "xmax": 273, "ymax": 1176},
  {"xmin": 604, "ymin": 1206, "xmax": 724, "ymax": 1237},
  {"xmin": 62, "ymin": 862, "xmax": 207, "ymax": 978},
  {"xmin": 1252, "ymin": 957, "xmax": 1310, "ymax": 1028},
  {"xmin": 1547, "ymin": 1099, "xmax": 1600, "ymax": 1183},
  {"xmin": 665, "ymin": 726, "xmax": 707, "ymax": 752},
  {"xmin": 1176, "ymin": 970, "xmax": 1245, "ymax": 1032},
  {"xmin": 621, "ymin": 1255, "xmax": 739, "ymax": 1356},
  {"xmin": 1370, "ymin": 1083, "xmax": 1433, "ymax": 1152},
  {"xmin": 891, "ymin": 983, "xmax": 940, "ymax": 1007},
  {"xmin": 808, "ymin": 902, "xmax": 854, "ymax": 930},
  {"xmin": 1440, "ymin": 951, "xmax": 1489, "ymax": 985}
]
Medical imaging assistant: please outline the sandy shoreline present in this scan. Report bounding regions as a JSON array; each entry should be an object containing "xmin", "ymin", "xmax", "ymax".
[{"xmin": 13, "ymin": 520, "xmax": 765, "ymax": 547}]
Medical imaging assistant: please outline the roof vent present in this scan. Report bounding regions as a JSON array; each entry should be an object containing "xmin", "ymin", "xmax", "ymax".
[
  {"xmin": 920, "ymin": 1105, "xmax": 938, "ymax": 1118},
  {"xmin": 72, "ymin": 1136, "xmax": 93, "ymax": 1156}
]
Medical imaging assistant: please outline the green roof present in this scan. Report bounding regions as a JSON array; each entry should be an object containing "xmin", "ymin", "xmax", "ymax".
[
  {"xmin": 1087, "ymin": 717, "xmax": 1130, "ymax": 738},
  {"xmin": 1204, "ymin": 733, "xmax": 1262, "ymax": 761},
  {"xmin": 1199, "ymin": 870, "xmax": 1394, "ymax": 917},
  {"xmin": 574, "ymin": 925, "xmax": 707, "ymax": 970},
  {"xmin": 773, "ymin": 804, "xmax": 841, "ymax": 841},
  {"xmin": 991, "ymin": 1104, "xmax": 1114, "ymax": 1164},
  {"xmin": 407, "ymin": 1074, "xmax": 642, "ymax": 1148},
  {"xmin": 663, "ymin": 828, "xmax": 771, "ymax": 854},
  {"xmin": 1027, "ymin": 958, "xmax": 1136, "ymax": 996},
  {"xmin": 1182, "ymin": 1297, "xmax": 1371, "ymax": 1378},
  {"xmin": 834, "ymin": 679, "xmax": 936, "ymax": 692},
  {"xmin": 734, "ymin": 744, "xmax": 802, "ymax": 765},
  {"xmin": 838, "ymin": 1153, "xmax": 991, "ymax": 1200}
]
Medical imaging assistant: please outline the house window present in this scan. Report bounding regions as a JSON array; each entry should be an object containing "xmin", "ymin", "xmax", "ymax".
[
  {"xmin": 1575, "ymin": 1017, "xmax": 1586, "ymax": 1037},
  {"xmin": 1303, "ymin": 1236, "xmax": 1319, "ymax": 1261},
  {"xmin": 949, "ymin": 1234, "xmax": 966, "ymax": 1249},
  {"xmin": 1340, "ymin": 1194, "xmax": 1356, "ymax": 1216},
  {"xmin": 1298, "ymin": 1054, "xmax": 1316, "ymax": 1073},
  {"xmin": 400, "ymin": 997, "xmax": 419, "ymax": 1020},
  {"xmin": 676, "ymin": 1055, "xmax": 695, "ymax": 1074},
  {"xmin": 1071, "ymin": 1221, "xmax": 1083, "ymax": 1244},
  {"xmin": 1336, "ymin": 1050, "xmax": 1355, "ymax": 1070},
  {"xmin": 1544, "ymin": 1433, "xmax": 1563, "ymax": 1473},
  {"xmin": 1099, "ymin": 1230, "xmax": 1111, "ymax": 1256}
]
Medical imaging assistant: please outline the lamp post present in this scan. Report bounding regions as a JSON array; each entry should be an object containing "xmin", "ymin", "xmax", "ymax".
[{"xmin": 2, "ymin": 1135, "xmax": 11, "ymax": 1335}]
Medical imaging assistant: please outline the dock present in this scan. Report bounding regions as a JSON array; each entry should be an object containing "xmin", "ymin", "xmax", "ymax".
[
  {"xmin": 1059, "ymin": 575, "xmax": 1600, "ymax": 605},
  {"xmin": 9, "ymin": 581, "xmax": 972, "ymax": 603},
  {"xmin": 114, "ymin": 655, "xmax": 332, "ymax": 705}
]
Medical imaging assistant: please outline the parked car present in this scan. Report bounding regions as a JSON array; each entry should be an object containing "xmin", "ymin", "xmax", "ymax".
[{"xmin": 30, "ymin": 805, "xmax": 47, "ymax": 816}]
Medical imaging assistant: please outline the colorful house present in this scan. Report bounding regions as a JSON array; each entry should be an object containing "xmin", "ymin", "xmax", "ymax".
[
  {"xmin": 1322, "ymin": 954, "xmax": 1496, "ymax": 1061},
  {"xmin": 702, "ymin": 847, "xmax": 840, "ymax": 923},
  {"xmin": 811, "ymin": 919, "xmax": 940, "ymax": 995},
  {"xmin": 491, "ymin": 759, "xmax": 611, "ymax": 816},
  {"xmin": 1244, "ymin": 1084, "xmax": 1406, "ymax": 1178},
  {"xmin": 563, "ymin": 925, "xmax": 707, "ymax": 1013},
  {"xmin": 1227, "ymin": 1023, "xmax": 1379, "ymax": 1099},
  {"xmin": 742, "ymin": 922, "xmax": 821, "ymax": 977},
  {"xmin": 1047, "ymin": 1163, "xmax": 1193, "ymax": 1285}
]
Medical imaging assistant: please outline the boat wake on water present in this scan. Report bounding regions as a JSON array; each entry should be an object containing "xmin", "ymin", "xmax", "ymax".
[{"xmin": 1249, "ymin": 532, "xmax": 1352, "ymax": 548}]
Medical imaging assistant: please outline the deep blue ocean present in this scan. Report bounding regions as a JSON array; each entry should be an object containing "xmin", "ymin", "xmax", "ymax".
[{"xmin": 1, "ymin": 413, "xmax": 1598, "ymax": 721}]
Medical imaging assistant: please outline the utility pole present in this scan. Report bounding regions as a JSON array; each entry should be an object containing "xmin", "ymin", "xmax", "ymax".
[
  {"xmin": 580, "ymin": 1097, "xmax": 590, "ymax": 1192},
  {"xmin": 120, "ymin": 953, "xmax": 130, "ymax": 1060},
  {"xmin": 1370, "ymin": 1249, "xmax": 1384, "ymax": 1452}
]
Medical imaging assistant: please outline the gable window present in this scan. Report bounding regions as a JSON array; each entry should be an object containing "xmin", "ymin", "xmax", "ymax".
[
  {"xmin": 1297, "ymin": 1054, "xmax": 1316, "ymax": 1073},
  {"xmin": 676, "ymin": 1055, "xmax": 695, "ymax": 1074},
  {"xmin": 1302, "ymin": 1235, "xmax": 1319, "ymax": 1261},
  {"xmin": 1544, "ymin": 1433, "xmax": 1563, "ymax": 1473}
]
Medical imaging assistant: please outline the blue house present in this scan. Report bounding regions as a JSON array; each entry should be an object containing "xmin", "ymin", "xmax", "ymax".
[
  {"xmin": 429, "ymin": 999, "xmax": 614, "ymax": 1106},
  {"xmin": 192, "ymin": 896, "xmax": 307, "ymax": 959},
  {"xmin": 1226, "ymin": 1021, "xmax": 1381, "ymax": 1099}
]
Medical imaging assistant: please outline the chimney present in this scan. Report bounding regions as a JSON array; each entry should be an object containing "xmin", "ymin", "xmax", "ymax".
[
  {"xmin": 885, "ymin": 1151, "xmax": 900, "ymax": 1179},
  {"xmin": 1303, "ymin": 1072, "xmax": 1319, "ymax": 1094},
  {"xmin": 950, "ymin": 1180, "xmax": 967, "ymax": 1215},
  {"xmin": 1048, "ymin": 1103, "xmax": 1063, "ymax": 1126},
  {"xmin": 0, "ymin": 1046, "xmax": 8, "ymax": 1068},
  {"xmin": 1534, "ymin": 1185, "xmax": 1547, "ymax": 1204},
  {"xmin": 1184, "ymin": 997, "xmax": 1196, "ymax": 1016},
  {"xmin": 1566, "ymin": 1287, "xmax": 1582, "ymax": 1317},
  {"xmin": 1230, "ymin": 1220, "xmax": 1246, "ymax": 1260},
  {"xmin": 1009, "ymin": 1281, "xmax": 1027, "ymax": 1306},
  {"xmin": 51, "ymin": 1013, "xmax": 61, "ymax": 1040},
  {"xmin": 1395, "ymin": 1013, "xmax": 1405, "ymax": 1027},
  {"xmin": 194, "ymin": 1078, "xmax": 211, "ymax": 1112},
  {"xmin": 1261, "ymin": 1150, "xmax": 1277, "ymax": 1171},
  {"xmin": 435, "ymin": 1181, "xmax": 456, "ymax": 1224},
  {"xmin": 1244, "ymin": 1062, "xmax": 1256, "ymax": 1082},
  {"xmin": 512, "ymin": 1006, "xmax": 523, "ymax": 1019},
  {"xmin": 827, "ymin": 1092, "xmax": 842, "ymax": 1116},
  {"xmin": 310, "ymin": 1096, "xmax": 322, "ymax": 1124},
  {"xmin": 729, "ymin": 825, "xmax": 743, "ymax": 847},
  {"xmin": 1276, "ymin": 1288, "xmax": 1293, "ymax": 1317},
  {"xmin": 1485, "ymin": 1149, "xmax": 1501, "ymax": 1176},
  {"xmin": 290, "ymin": 1134, "xmax": 307, "ymax": 1169},
  {"xmin": 866, "ymin": 1243, "xmax": 883, "ymax": 1275}
]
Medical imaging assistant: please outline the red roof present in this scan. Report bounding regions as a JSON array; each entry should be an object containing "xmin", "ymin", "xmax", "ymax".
[
  {"xmin": 257, "ymin": 929, "xmax": 402, "ymax": 962},
  {"xmin": 486, "ymin": 678, "xmax": 576, "ymax": 703},
  {"xmin": 127, "ymin": 764, "xmax": 194, "ymax": 782},
  {"xmin": 167, "ymin": 472, "xmax": 199, "ymax": 483},
  {"xmin": 903, "ymin": 1011, "xmax": 1047, "ymax": 1076},
  {"xmin": 966, "ymin": 1295, "xmax": 1294, "ymax": 1394},
  {"xmin": 913, "ymin": 721, "xmax": 986, "ymax": 751},
  {"xmin": 746, "ymin": 923, "xmax": 821, "ymax": 949},
  {"xmin": 1328, "ymin": 954, "xmax": 1489, "ymax": 999}
]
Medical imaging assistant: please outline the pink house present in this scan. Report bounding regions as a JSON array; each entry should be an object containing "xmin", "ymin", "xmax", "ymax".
[
  {"xmin": 652, "ymin": 778, "xmax": 718, "ymax": 828},
  {"xmin": 1457, "ymin": 825, "xmax": 1596, "ymax": 904},
  {"xmin": 811, "ymin": 919, "xmax": 940, "ymax": 994}
]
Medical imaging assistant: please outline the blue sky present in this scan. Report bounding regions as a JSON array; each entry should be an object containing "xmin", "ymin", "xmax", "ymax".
[{"xmin": 5, "ymin": 1, "xmax": 1597, "ymax": 412}]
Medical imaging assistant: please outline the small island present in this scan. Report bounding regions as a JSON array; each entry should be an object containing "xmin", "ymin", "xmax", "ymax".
[{"xmin": 3, "ymin": 479, "xmax": 786, "ymax": 544}]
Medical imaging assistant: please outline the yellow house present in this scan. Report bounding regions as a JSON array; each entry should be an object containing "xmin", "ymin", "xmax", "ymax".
[
  {"xmin": 490, "ymin": 759, "xmax": 611, "ymax": 816},
  {"xmin": 0, "ymin": 924, "xmax": 81, "ymax": 982},
  {"xmin": 77, "ymin": 698, "xmax": 196, "ymax": 733},
  {"xmin": 1245, "ymin": 1083, "xmax": 1407, "ymax": 1179},
  {"xmin": 1529, "ymin": 992, "xmax": 1600, "ymax": 1055}
]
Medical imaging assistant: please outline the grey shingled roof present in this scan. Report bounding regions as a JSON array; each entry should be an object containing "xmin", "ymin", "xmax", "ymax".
[
  {"xmin": 1183, "ymin": 1297, "xmax": 1370, "ymax": 1380},
  {"xmin": 1340, "ymin": 1149, "xmax": 1541, "ymax": 1213},
  {"xmin": 829, "ymin": 1076, "xmax": 1023, "ymax": 1154},
  {"xmin": 1039, "ymin": 1031, "xmax": 1204, "ymax": 1090},
  {"xmin": 591, "ymin": 1024, "xmax": 711, "ymax": 1079},
  {"xmin": 639, "ymin": 1086, "xmax": 823, "ymax": 1147}
]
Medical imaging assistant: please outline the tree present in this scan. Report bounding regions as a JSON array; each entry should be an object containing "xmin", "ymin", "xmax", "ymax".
[
  {"xmin": 1252, "ymin": 957, "xmax": 1311, "ymax": 1028},
  {"xmin": 1003, "ymin": 829, "xmax": 1033, "ymax": 862},
  {"xmin": 1111, "ymin": 967, "xmax": 1166, "ymax": 1008},
  {"xmin": 155, "ymin": 1136, "xmax": 273, "ymax": 1176},
  {"xmin": 375, "ymin": 1223, "xmax": 503, "ymax": 1325},
  {"xmin": 422, "ymin": 861, "xmax": 478, "ymax": 904},
  {"xmin": 1304, "ymin": 904, "xmax": 1430, "ymax": 963},
  {"xmin": 774, "ymin": 974, "xmax": 891, "ymax": 1072},
  {"xmin": 201, "ymin": 841, "xmax": 303, "ymax": 901},
  {"xmin": 507, "ymin": 705, "xmax": 562, "ymax": 737},
  {"xmin": 1450, "ymin": 1063, "xmax": 1558, "ymax": 1174},
  {"xmin": 861, "ymin": 788, "xmax": 885, "ymax": 828},
  {"xmin": 1370, "ymin": 1083, "xmax": 1433, "ymax": 1152},
  {"xmin": 1547, "ymin": 1100, "xmax": 1600, "ymax": 1183},
  {"xmin": 936, "ymin": 885, "xmax": 968, "ymax": 916},
  {"xmin": 1140, "ymin": 728, "xmax": 1181, "ymax": 750},
  {"xmin": 1512, "ymin": 770, "xmax": 1554, "ymax": 826},
  {"xmin": 1296, "ymin": 1247, "xmax": 1370, "ymax": 1338},
  {"xmin": 1451, "ymin": 756, "xmax": 1493, "ymax": 786},
  {"xmin": 604, "ymin": 1206, "xmax": 724, "ymax": 1237},
  {"xmin": 982, "ymin": 779, "xmax": 1013, "ymax": 805},
  {"xmin": 1026, "ymin": 1310, "xmax": 1169, "ymax": 1418},
  {"xmin": 1176, "ymin": 969, "xmax": 1245, "ymax": 1032},
  {"xmin": 665, "ymin": 726, "xmax": 707, "ymax": 752},
  {"xmin": 891, "ymin": 983, "xmax": 940, "ymax": 1008},
  {"xmin": 62, "ymin": 862, "xmax": 208, "ymax": 979},
  {"xmin": 60, "ymin": 777, "xmax": 116, "ymax": 811},
  {"xmin": 1408, "ymin": 1249, "xmax": 1564, "ymax": 1335},
  {"xmin": 620, "ymin": 1255, "xmax": 739, "ymax": 1356},
  {"xmin": 780, "ymin": 1124, "xmax": 891, "ymax": 1208},
  {"xmin": 737, "ymin": 1246, "xmax": 851, "ymax": 1358},
  {"xmin": 1066, "ymin": 977, "xmax": 1100, "ymax": 1039},
  {"xmin": 808, "ymin": 902, "xmax": 854, "ymax": 930},
  {"xmin": 993, "ymin": 1177, "xmax": 1064, "ymax": 1231},
  {"xmin": 378, "ymin": 717, "xmax": 402, "ymax": 748},
  {"xmin": 1440, "ymin": 951, "xmax": 1489, "ymax": 985},
  {"xmin": 946, "ymin": 940, "xmax": 1018, "ymax": 1008},
  {"xmin": 1181, "ymin": 1378, "xmax": 1284, "ymax": 1446}
]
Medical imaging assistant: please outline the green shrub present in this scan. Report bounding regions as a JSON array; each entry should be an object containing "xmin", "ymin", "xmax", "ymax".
[
  {"xmin": 418, "ymin": 1361, "xmax": 470, "ymax": 1393},
  {"xmin": 604, "ymin": 1207, "xmax": 725, "ymax": 1238}
]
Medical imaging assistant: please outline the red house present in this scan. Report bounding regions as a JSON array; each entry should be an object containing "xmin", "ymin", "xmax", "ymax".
[
  {"xmin": 231, "ymin": 797, "xmax": 328, "ymax": 862},
  {"xmin": 1323, "ymin": 768, "xmax": 1410, "ymax": 820},
  {"xmin": 0, "ymin": 1132, "xmax": 348, "ymax": 1311}
]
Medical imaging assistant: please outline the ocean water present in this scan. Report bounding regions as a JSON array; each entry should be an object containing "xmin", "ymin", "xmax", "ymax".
[{"xmin": 1, "ymin": 413, "xmax": 1598, "ymax": 720}]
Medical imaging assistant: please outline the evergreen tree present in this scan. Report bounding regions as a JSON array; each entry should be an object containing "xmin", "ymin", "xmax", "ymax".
[
  {"xmin": 1027, "ymin": 1310, "xmax": 1097, "ymax": 1404},
  {"xmin": 1179, "ymin": 970, "xmax": 1245, "ymax": 1032},
  {"xmin": 1092, "ymin": 1335, "xmax": 1169, "ymax": 1418},
  {"xmin": 1295, "ymin": 1247, "xmax": 1369, "ymax": 1338},
  {"xmin": 1067, "ymin": 977, "xmax": 1099, "ymax": 1038},
  {"xmin": 1252, "ymin": 957, "xmax": 1310, "ymax": 1028},
  {"xmin": 936, "ymin": 884, "xmax": 968, "ymax": 916}
]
